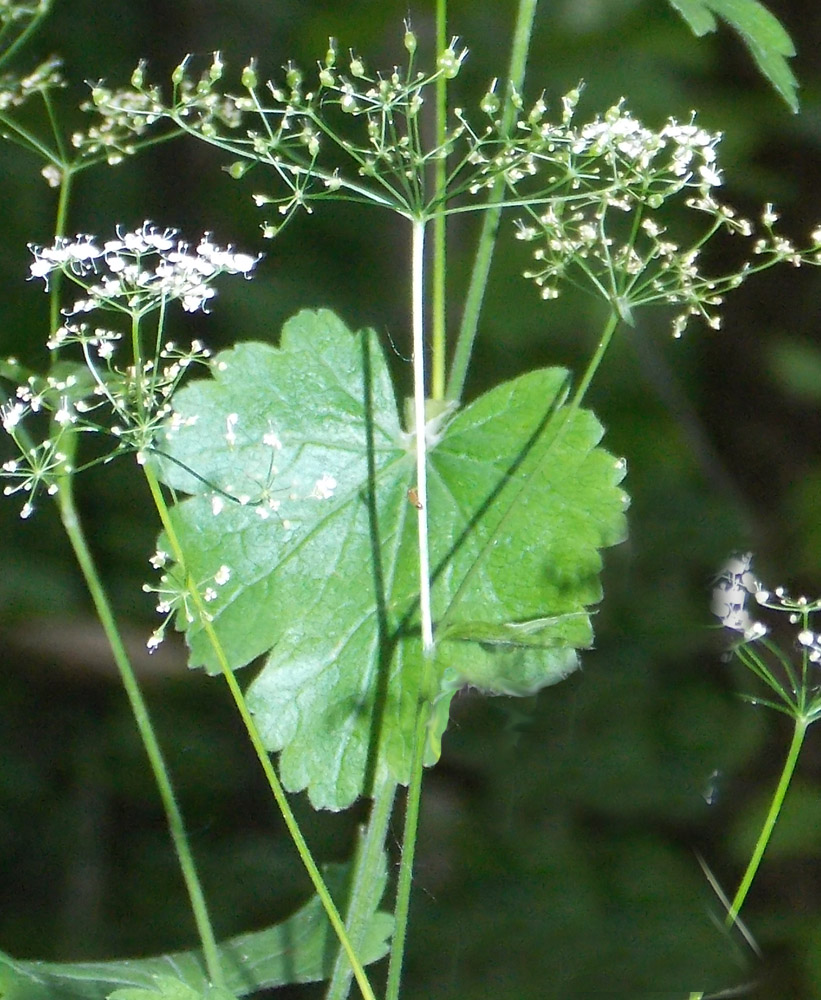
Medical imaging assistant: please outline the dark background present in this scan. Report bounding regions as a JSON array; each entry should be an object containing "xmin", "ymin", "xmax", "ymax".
[{"xmin": 2, "ymin": 0, "xmax": 821, "ymax": 997}]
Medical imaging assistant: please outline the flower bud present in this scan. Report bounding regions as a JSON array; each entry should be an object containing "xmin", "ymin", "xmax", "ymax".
[
  {"xmin": 480, "ymin": 79, "xmax": 500, "ymax": 116},
  {"xmin": 438, "ymin": 40, "xmax": 465, "ymax": 80},
  {"xmin": 241, "ymin": 61, "xmax": 258, "ymax": 89},
  {"xmin": 130, "ymin": 60, "xmax": 146, "ymax": 89},
  {"xmin": 285, "ymin": 62, "xmax": 302, "ymax": 90},
  {"xmin": 171, "ymin": 57, "xmax": 190, "ymax": 87},
  {"xmin": 209, "ymin": 51, "xmax": 224, "ymax": 83}
]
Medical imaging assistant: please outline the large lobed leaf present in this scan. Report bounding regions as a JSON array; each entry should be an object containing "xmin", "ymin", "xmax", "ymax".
[{"xmin": 153, "ymin": 310, "xmax": 628, "ymax": 809}]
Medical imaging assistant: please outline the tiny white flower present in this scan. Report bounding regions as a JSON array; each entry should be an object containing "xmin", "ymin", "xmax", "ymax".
[
  {"xmin": 312, "ymin": 473, "xmax": 338, "ymax": 499},
  {"xmin": 225, "ymin": 412, "xmax": 239, "ymax": 446}
]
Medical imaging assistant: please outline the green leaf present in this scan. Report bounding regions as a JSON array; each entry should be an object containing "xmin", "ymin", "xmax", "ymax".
[
  {"xmin": 155, "ymin": 310, "xmax": 628, "ymax": 809},
  {"xmin": 667, "ymin": 0, "xmax": 798, "ymax": 111},
  {"xmin": 0, "ymin": 864, "xmax": 391, "ymax": 1000},
  {"xmin": 107, "ymin": 976, "xmax": 231, "ymax": 1000}
]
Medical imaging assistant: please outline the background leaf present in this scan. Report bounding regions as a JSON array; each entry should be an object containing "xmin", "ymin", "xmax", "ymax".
[
  {"xmin": 666, "ymin": 0, "xmax": 798, "ymax": 110},
  {"xmin": 158, "ymin": 311, "xmax": 628, "ymax": 809},
  {"xmin": 0, "ymin": 863, "xmax": 391, "ymax": 1000}
]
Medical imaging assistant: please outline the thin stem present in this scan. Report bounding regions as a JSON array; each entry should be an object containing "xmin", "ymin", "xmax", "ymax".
[
  {"xmin": 325, "ymin": 777, "xmax": 397, "ymax": 1000},
  {"xmin": 430, "ymin": 0, "xmax": 448, "ymax": 400},
  {"xmin": 411, "ymin": 217, "xmax": 435, "ymax": 652},
  {"xmin": 48, "ymin": 168, "xmax": 73, "ymax": 335},
  {"xmin": 385, "ymin": 699, "xmax": 430, "ymax": 1000},
  {"xmin": 446, "ymin": 0, "xmax": 539, "ymax": 403},
  {"xmin": 687, "ymin": 716, "xmax": 809, "ymax": 1000},
  {"xmin": 0, "ymin": 2, "xmax": 51, "ymax": 70},
  {"xmin": 726, "ymin": 716, "xmax": 808, "ymax": 926},
  {"xmin": 142, "ymin": 466, "xmax": 377, "ymax": 1000},
  {"xmin": 55, "ymin": 437, "xmax": 223, "ymax": 988},
  {"xmin": 566, "ymin": 307, "xmax": 620, "ymax": 415}
]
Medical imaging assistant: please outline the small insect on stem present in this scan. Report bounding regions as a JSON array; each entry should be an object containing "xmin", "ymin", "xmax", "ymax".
[{"xmin": 407, "ymin": 486, "xmax": 422, "ymax": 510}]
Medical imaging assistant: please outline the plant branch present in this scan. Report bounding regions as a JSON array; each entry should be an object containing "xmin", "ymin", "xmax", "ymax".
[
  {"xmin": 430, "ymin": 0, "xmax": 448, "ymax": 400},
  {"xmin": 411, "ymin": 217, "xmax": 435, "ymax": 652},
  {"xmin": 726, "ymin": 715, "xmax": 808, "ymax": 926},
  {"xmin": 446, "ymin": 0, "xmax": 539, "ymax": 403},
  {"xmin": 385, "ymin": 699, "xmax": 430, "ymax": 1000},
  {"xmin": 142, "ymin": 465, "xmax": 377, "ymax": 1000},
  {"xmin": 55, "ymin": 436, "xmax": 224, "ymax": 989},
  {"xmin": 325, "ymin": 777, "xmax": 397, "ymax": 1000}
]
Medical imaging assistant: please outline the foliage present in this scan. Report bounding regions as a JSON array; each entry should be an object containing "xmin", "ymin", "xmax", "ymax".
[{"xmin": 0, "ymin": 1, "xmax": 819, "ymax": 998}]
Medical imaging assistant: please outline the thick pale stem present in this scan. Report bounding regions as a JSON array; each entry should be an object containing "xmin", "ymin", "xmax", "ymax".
[{"xmin": 411, "ymin": 218, "xmax": 434, "ymax": 652}]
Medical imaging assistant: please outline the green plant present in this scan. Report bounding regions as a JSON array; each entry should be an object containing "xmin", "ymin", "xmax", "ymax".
[{"xmin": 0, "ymin": 1, "xmax": 817, "ymax": 998}]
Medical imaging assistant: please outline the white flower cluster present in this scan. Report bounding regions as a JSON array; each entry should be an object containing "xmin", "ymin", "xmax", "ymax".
[
  {"xmin": 29, "ymin": 222, "xmax": 260, "ymax": 315},
  {"xmin": 96, "ymin": 39, "xmax": 473, "ymax": 235},
  {"xmin": 104, "ymin": 45, "xmax": 821, "ymax": 333},
  {"xmin": 712, "ymin": 552, "xmax": 769, "ymax": 641},
  {"xmin": 1, "ymin": 368, "xmax": 79, "ymax": 517},
  {"xmin": 142, "ymin": 558, "xmax": 232, "ymax": 651},
  {"xmin": 713, "ymin": 553, "xmax": 821, "ymax": 662},
  {"xmin": 72, "ymin": 84, "xmax": 166, "ymax": 165},
  {"xmin": 0, "ymin": 54, "xmax": 62, "ymax": 112},
  {"xmin": 509, "ymin": 104, "xmax": 821, "ymax": 336},
  {"xmin": 1, "ymin": 224, "xmax": 256, "ymax": 518}
]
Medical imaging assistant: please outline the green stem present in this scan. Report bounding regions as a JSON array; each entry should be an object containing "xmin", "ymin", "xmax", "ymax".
[
  {"xmin": 726, "ymin": 715, "xmax": 808, "ymax": 926},
  {"xmin": 385, "ymin": 696, "xmax": 431, "ymax": 1000},
  {"xmin": 687, "ymin": 716, "xmax": 808, "ymax": 1000},
  {"xmin": 325, "ymin": 778, "xmax": 397, "ymax": 1000},
  {"xmin": 566, "ymin": 307, "xmax": 620, "ymax": 415},
  {"xmin": 55, "ymin": 437, "xmax": 223, "ymax": 988},
  {"xmin": 142, "ymin": 465, "xmax": 377, "ymax": 1000},
  {"xmin": 430, "ymin": 0, "xmax": 448, "ymax": 400},
  {"xmin": 446, "ymin": 0, "xmax": 539, "ymax": 403},
  {"xmin": 48, "ymin": 168, "xmax": 74, "ymax": 335},
  {"xmin": 386, "ymin": 9, "xmax": 544, "ymax": 993},
  {"xmin": 0, "ymin": 1, "xmax": 51, "ymax": 70}
]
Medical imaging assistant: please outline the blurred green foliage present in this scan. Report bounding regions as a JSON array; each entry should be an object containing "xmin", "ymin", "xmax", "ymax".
[{"xmin": 2, "ymin": 0, "xmax": 821, "ymax": 997}]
